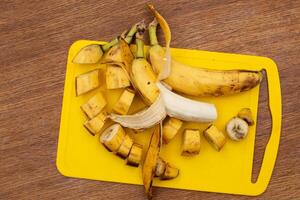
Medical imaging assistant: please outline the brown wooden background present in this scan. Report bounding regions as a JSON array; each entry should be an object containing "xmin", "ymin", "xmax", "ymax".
[{"xmin": 1, "ymin": 0, "xmax": 299, "ymax": 199}]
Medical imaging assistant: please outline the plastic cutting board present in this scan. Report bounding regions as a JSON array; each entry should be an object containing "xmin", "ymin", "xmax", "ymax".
[{"xmin": 56, "ymin": 40, "xmax": 281, "ymax": 196}]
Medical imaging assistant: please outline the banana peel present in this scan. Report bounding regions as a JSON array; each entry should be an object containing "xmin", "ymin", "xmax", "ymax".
[{"xmin": 142, "ymin": 125, "xmax": 161, "ymax": 199}]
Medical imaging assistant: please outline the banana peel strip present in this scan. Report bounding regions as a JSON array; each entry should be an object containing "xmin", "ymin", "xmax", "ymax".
[
  {"xmin": 142, "ymin": 125, "xmax": 161, "ymax": 199},
  {"xmin": 147, "ymin": 4, "xmax": 171, "ymax": 81}
]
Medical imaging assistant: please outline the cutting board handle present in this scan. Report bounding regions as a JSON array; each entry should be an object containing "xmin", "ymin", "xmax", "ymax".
[{"xmin": 251, "ymin": 59, "xmax": 282, "ymax": 195}]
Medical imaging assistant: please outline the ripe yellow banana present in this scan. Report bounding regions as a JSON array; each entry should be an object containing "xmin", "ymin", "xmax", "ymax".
[{"xmin": 148, "ymin": 6, "xmax": 262, "ymax": 97}]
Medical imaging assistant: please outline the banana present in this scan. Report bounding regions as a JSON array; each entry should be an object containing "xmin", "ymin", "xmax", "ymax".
[
  {"xmin": 203, "ymin": 124, "xmax": 226, "ymax": 151},
  {"xmin": 130, "ymin": 22, "xmax": 160, "ymax": 105},
  {"xmin": 117, "ymin": 134, "xmax": 134, "ymax": 159},
  {"xmin": 126, "ymin": 143, "xmax": 143, "ymax": 167},
  {"xmin": 162, "ymin": 117, "xmax": 183, "ymax": 144},
  {"xmin": 106, "ymin": 64, "xmax": 131, "ymax": 89},
  {"xmin": 147, "ymin": 6, "xmax": 262, "ymax": 97},
  {"xmin": 154, "ymin": 157, "xmax": 166, "ymax": 177},
  {"xmin": 100, "ymin": 123, "xmax": 126, "ymax": 152},
  {"xmin": 226, "ymin": 117, "xmax": 249, "ymax": 141},
  {"xmin": 81, "ymin": 92, "xmax": 107, "ymax": 119},
  {"xmin": 182, "ymin": 129, "xmax": 201, "ymax": 156},
  {"xmin": 112, "ymin": 89, "xmax": 135, "ymax": 115},
  {"xmin": 75, "ymin": 69, "xmax": 100, "ymax": 96},
  {"xmin": 84, "ymin": 112, "xmax": 107, "ymax": 136},
  {"xmin": 160, "ymin": 163, "xmax": 179, "ymax": 180},
  {"xmin": 237, "ymin": 108, "xmax": 254, "ymax": 125},
  {"xmin": 73, "ymin": 44, "xmax": 104, "ymax": 64},
  {"xmin": 157, "ymin": 82, "xmax": 217, "ymax": 122}
]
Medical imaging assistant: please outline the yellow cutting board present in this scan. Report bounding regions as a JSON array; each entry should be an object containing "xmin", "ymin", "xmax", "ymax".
[{"xmin": 56, "ymin": 40, "xmax": 281, "ymax": 196}]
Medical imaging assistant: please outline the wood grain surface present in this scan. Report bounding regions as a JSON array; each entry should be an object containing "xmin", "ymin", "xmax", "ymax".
[{"xmin": 0, "ymin": 0, "xmax": 299, "ymax": 199}]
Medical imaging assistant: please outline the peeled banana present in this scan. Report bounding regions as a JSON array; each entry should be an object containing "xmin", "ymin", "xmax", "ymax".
[
  {"xmin": 112, "ymin": 89, "xmax": 135, "ymax": 115},
  {"xmin": 203, "ymin": 124, "xmax": 226, "ymax": 151},
  {"xmin": 162, "ymin": 117, "xmax": 183, "ymax": 144},
  {"xmin": 106, "ymin": 64, "xmax": 131, "ymax": 89},
  {"xmin": 81, "ymin": 92, "xmax": 107, "ymax": 119},
  {"xmin": 182, "ymin": 129, "xmax": 201, "ymax": 156},
  {"xmin": 148, "ymin": 6, "xmax": 262, "ymax": 97},
  {"xmin": 127, "ymin": 143, "xmax": 143, "ymax": 167},
  {"xmin": 100, "ymin": 123, "xmax": 125, "ymax": 152},
  {"xmin": 76, "ymin": 69, "xmax": 100, "ymax": 96},
  {"xmin": 84, "ymin": 112, "xmax": 107, "ymax": 135}
]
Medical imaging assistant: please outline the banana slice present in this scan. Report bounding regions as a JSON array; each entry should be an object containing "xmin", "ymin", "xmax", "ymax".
[
  {"xmin": 117, "ymin": 134, "xmax": 134, "ymax": 159},
  {"xmin": 112, "ymin": 89, "xmax": 135, "ymax": 115},
  {"xmin": 182, "ymin": 129, "xmax": 201, "ymax": 156},
  {"xmin": 155, "ymin": 157, "xmax": 166, "ymax": 177},
  {"xmin": 238, "ymin": 108, "xmax": 254, "ymax": 126},
  {"xmin": 81, "ymin": 92, "xmax": 107, "ymax": 119},
  {"xmin": 203, "ymin": 124, "xmax": 226, "ymax": 151},
  {"xmin": 73, "ymin": 44, "xmax": 103, "ymax": 64},
  {"xmin": 226, "ymin": 117, "xmax": 249, "ymax": 141},
  {"xmin": 100, "ymin": 124, "xmax": 125, "ymax": 152},
  {"xmin": 106, "ymin": 65, "xmax": 131, "ymax": 89},
  {"xmin": 84, "ymin": 112, "xmax": 107, "ymax": 135},
  {"xmin": 160, "ymin": 163, "xmax": 179, "ymax": 180},
  {"xmin": 75, "ymin": 69, "xmax": 100, "ymax": 96},
  {"xmin": 126, "ymin": 143, "xmax": 143, "ymax": 167},
  {"xmin": 162, "ymin": 117, "xmax": 183, "ymax": 144}
]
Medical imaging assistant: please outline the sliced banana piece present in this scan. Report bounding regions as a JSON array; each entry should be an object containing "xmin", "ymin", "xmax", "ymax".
[
  {"xmin": 203, "ymin": 124, "xmax": 226, "ymax": 151},
  {"xmin": 106, "ymin": 65, "xmax": 131, "ymax": 89},
  {"xmin": 155, "ymin": 157, "xmax": 166, "ymax": 177},
  {"xmin": 182, "ymin": 129, "xmax": 201, "ymax": 156},
  {"xmin": 76, "ymin": 69, "xmax": 100, "ymax": 96},
  {"xmin": 160, "ymin": 163, "xmax": 179, "ymax": 180},
  {"xmin": 157, "ymin": 82, "xmax": 217, "ymax": 122},
  {"xmin": 127, "ymin": 143, "xmax": 143, "ymax": 167},
  {"xmin": 112, "ymin": 89, "xmax": 135, "ymax": 115},
  {"xmin": 81, "ymin": 92, "xmax": 107, "ymax": 119},
  {"xmin": 238, "ymin": 108, "xmax": 254, "ymax": 126},
  {"xmin": 100, "ymin": 124, "xmax": 125, "ymax": 152},
  {"xmin": 73, "ymin": 44, "xmax": 103, "ymax": 64},
  {"xmin": 162, "ymin": 117, "xmax": 183, "ymax": 144},
  {"xmin": 226, "ymin": 117, "xmax": 249, "ymax": 141},
  {"xmin": 117, "ymin": 134, "xmax": 134, "ymax": 159},
  {"xmin": 84, "ymin": 112, "xmax": 107, "ymax": 135}
]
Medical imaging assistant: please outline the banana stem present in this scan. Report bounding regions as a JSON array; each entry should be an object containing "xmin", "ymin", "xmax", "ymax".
[
  {"xmin": 135, "ymin": 22, "xmax": 146, "ymax": 58},
  {"xmin": 125, "ymin": 23, "xmax": 138, "ymax": 44},
  {"xmin": 149, "ymin": 19, "xmax": 159, "ymax": 46},
  {"xmin": 102, "ymin": 38, "xmax": 119, "ymax": 52}
]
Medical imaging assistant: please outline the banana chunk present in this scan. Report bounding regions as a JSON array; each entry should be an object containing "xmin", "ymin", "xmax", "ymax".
[
  {"xmin": 160, "ymin": 163, "xmax": 179, "ymax": 180},
  {"xmin": 81, "ymin": 92, "xmax": 107, "ymax": 119},
  {"xmin": 163, "ymin": 117, "xmax": 183, "ymax": 144},
  {"xmin": 73, "ymin": 44, "xmax": 103, "ymax": 64},
  {"xmin": 76, "ymin": 69, "xmax": 100, "ymax": 96},
  {"xmin": 100, "ymin": 124, "xmax": 125, "ymax": 152},
  {"xmin": 106, "ymin": 65, "xmax": 131, "ymax": 89},
  {"xmin": 127, "ymin": 143, "xmax": 143, "ymax": 167},
  {"xmin": 117, "ymin": 134, "xmax": 134, "ymax": 159},
  {"xmin": 226, "ymin": 117, "xmax": 249, "ymax": 141},
  {"xmin": 113, "ymin": 89, "xmax": 135, "ymax": 115},
  {"xmin": 238, "ymin": 108, "xmax": 254, "ymax": 126},
  {"xmin": 154, "ymin": 157, "xmax": 166, "ymax": 177},
  {"xmin": 182, "ymin": 129, "xmax": 201, "ymax": 156},
  {"xmin": 84, "ymin": 112, "xmax": 107, "ymax": 135},
  {"xmin": 203, "ymin": 124, "xmax": 226, "ymax": 151}
]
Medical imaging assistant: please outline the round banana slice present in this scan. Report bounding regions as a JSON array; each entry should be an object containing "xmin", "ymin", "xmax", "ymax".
[
  {"xmin": 226, "ymin": 117, "xmax": 249, "ymax": 141},
  {"xmin": 100, "ymin": 124, "xmax": 125, "ymax": 152}
]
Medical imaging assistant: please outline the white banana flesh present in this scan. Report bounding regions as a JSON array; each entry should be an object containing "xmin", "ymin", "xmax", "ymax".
[{"xmin": 157, "ymin": 82, "xmax": 217, "ymax": 122}]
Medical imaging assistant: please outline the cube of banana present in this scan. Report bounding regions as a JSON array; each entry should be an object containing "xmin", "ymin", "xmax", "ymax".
[
  {"xmin": 238, "ymin": 108, "xmax": 254, "ymax": 126},
  {"xmin": 112, "ymin": 89, "xmax": 135, "ymax": 115},
  {"xmin": 76, "ymin": 69, "xmax": 100, "ymax": 96},
  {"xmin": 100, "ymin": 124, "xmax": 125, "ymax": 152},
  {"xmin": 155, "ymin": 157, "xmax": 166, "ymax": 177},
  {"xmin": 73, "ymin": 44, "xmax": 103, "ymax": 64},
  {"xmin": 163, "ymin": 117, "xmax": 183, "ymax": 144},
  {"xmin": 84, "ymin": 112, "xmax": 106, "ymax": 136},
  {"xmin": 106, "ymin": 65, "xmax": 130, "ymax": 89},
  {"xmin": 160, "ymin": 163, "xmax": 179, "ymax": 180},
  {"xmin": 203, "ymin": 124, "xmax": 226, "ymax": 151},
  {"xmin": 117, "ymin": 134, "xmax": 134, "ymax": 159},
  {"xmin": 182, "ymin": 129, "xmax": 201, "ymax": 156},
  {"xmin": 126, "ymin": 143, "xmax": 143, "ymax": 167},
  {"xmin": 81, "ymin": 92, "xmax": 107, "ymax": 119}
]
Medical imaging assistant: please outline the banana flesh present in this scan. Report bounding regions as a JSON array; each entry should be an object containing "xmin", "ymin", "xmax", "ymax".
[
  {"xmin": 238, "ymin": 108, "xmax": 254, "ymax": 126},
  {"xmin": 162, "ymin": 117, "xmax": 183, "ymax": 144},
  {"xmin": 75, "ymin": 69, "xmax": 100, "ymax": 96},
  {"xmin": 81, "ymin": 92, "xmax": 107, "ymax": 119},
  {"xmin": 117, "ymin": 134, "xmax": 134, "ymax": 159},
  {"xmin": 106, "ymin": 64, "xmax": 131, "ymax": 89},
  {"xmin": 100, "ymin": 124, "xmax": 125, "ymax": 152},
  {"xmin": 84, "ymin": 112, "xmax": 107, "ymax": 136},
  {"xmin": 127, "ymin": 143, "xmax": 143, "ymax": 167},
  {"xmin": 203, "ymin": 124, "xmax": 226, "ymax": 151},
  {"xmin": 112, "ymin": 89, "xmax": 135, "ymax": 115},
  {"xmin": 157, "ymin": 82, "xmax": 217, "ymax": 122},
  {"xmin": 73, "ymin": 44, "xmax": 103, "ymax": 64},
  {"xmin": 160, "ymin": 163, "xmax": 179, "ymax": 180},
  {"xmin": 226, "ymin": 117, "xmax": 249, "ymax": 141},
  {"xmin": 154, "ymin": 157, "xmax": 166, "ymax": 177},
  {"xmin": 182, "ymin": 129, "xmax": 201, "ymax": 156}
]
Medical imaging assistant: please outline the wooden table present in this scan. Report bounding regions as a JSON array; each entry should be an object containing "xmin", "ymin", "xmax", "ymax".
[{"xmin": 1, "ymin": 0, "xmax": 299, "ymax": 199}]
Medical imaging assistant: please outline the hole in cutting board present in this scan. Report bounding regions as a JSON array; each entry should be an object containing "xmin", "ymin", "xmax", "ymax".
[{"xmin": 251, "ymin": 70, "xmax": 272, "ymax": 183}]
